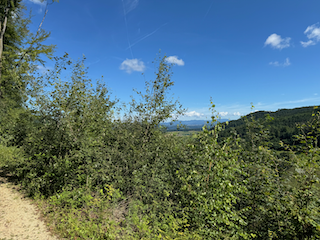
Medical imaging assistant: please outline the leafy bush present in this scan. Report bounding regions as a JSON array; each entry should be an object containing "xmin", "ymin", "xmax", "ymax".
[{"xmin": 40, "ymin": 185, "xmax": 122, "ymax": 239}]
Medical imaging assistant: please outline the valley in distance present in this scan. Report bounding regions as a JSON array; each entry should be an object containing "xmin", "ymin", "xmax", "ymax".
[{"xmin": 161, "ymin": 119, "xmax": 229, "ymax": 131}]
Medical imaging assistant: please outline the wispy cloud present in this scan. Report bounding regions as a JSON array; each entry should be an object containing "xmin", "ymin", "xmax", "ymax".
[
  {"xmin": 283, "ymin": 58, "xmax": 291, "ymax": 66},
  {"xmin": 37, "ymin": 65, "xmax": 52, "ymax": 74},
  {"xmin": 301, "ymin": 40, "xmax": 315, "ymax": 48},
  {"xmin": 248, "ymin": 97, "xmax": 320, "ymax": 111},
  {"xmin": 179, "ymin": 108, "xmax": 244, "ymax": 120},
  {"xmin": 28, "ymin": 0, "xmax": 46, "ymax": 13},
  {"xmin": 165, "ymin": 56, "xmax": 185, "ymax": 66},
  {"xmin": 275, "ymin": 97, "xmax": 320, "ymax": 105},
  {"xmin": 269, "ymin": 61, "xmax": 280, "ymax": 66},
  {"xmin": 185, "ymin": 111, "xmax": 205, "ymax": 118},
  {"xmin": 28, "ymin": 0, "xmax": 46, "ymax": 5},
  {"xmin": 219, "ymin": 112, "xmax": 228, "ymax": 117},
  {"xmin": 269, "ymin": 58, "xmax": 291, "ymax": 67},
  {"xmin": 265, "ymin": 33, "xmax": 291, "ymax": 50},
  {"xmin": 203, "ymin": 0, "xmax": 214, "ymax": 20},
  {"xmin": 119, "ymin": 58, "xmax": 145, "ymax": 73},
  {"xmin": 218, "ymin": 111, "xmax": 241, "ymax": 118},
  {"xmin": 87, "ymin": 59, "xmax": 100, "ymax": 67},
  {"xmin": 122, "ymin": 0, "xmax": 139, "ymax": 15},
  {"xmin": 301, "ymin": 23, "xmax": 320, "ymax": 47}
]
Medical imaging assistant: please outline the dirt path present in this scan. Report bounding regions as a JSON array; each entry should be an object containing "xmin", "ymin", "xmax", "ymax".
[{"xmin": 0, "ymin": 172, "xmax": 59, "ymax": 240}]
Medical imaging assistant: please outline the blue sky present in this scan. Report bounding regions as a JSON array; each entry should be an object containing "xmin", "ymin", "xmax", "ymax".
[{"xmin": 24, "ymin": 0, "xmax": 320, "ymax": 120}]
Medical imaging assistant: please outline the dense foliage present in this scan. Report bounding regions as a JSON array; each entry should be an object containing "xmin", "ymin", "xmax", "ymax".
[{"xmin": 1, "ymin": 2, "xmax": 320, "ymax": 239}]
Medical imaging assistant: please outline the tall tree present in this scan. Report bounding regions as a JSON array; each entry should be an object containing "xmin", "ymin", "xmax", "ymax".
[
  {"xmin": 0, "ymin": 0, "xmax": 21, "ymax": 98},
  {"xmin": 0, "ymin": 0, "xmax": 58, "ymax": 102},
  {"xmin": 0, "ymin": 0, "xmax": 57, "ymax": 142}
]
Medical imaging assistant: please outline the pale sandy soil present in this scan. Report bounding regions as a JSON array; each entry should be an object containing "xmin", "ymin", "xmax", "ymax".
[{"xmin": 0, "ymin": 171, "xmax": 59, "ymax": 240}]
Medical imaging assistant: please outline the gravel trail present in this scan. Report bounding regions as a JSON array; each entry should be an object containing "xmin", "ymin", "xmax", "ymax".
[{"xmin": 0, "ymin": 171, "xmax": 59, "ymax": 240}]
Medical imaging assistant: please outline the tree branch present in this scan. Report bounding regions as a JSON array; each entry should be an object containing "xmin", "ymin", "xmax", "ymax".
[{"xmin": 15, "ymin": 3, "xmax": 49, "ymax": 68}]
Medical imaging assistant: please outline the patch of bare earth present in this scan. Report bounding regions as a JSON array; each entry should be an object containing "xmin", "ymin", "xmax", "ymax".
[{"xmin": 0, "ymin": 171, "xmax": 59, "ymax": 240}]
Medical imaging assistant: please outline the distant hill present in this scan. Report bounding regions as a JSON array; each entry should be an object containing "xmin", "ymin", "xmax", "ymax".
[
  {"xmin": 161, "ymin": 119, "xmax": 228, "ymax": 131},
  {"xmin": 218, "ymin": 106, "xmax": 319, "ymax": 150}
]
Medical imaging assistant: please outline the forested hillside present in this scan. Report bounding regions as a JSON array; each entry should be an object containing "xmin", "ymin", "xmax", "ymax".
[
  {"xmin": 1, "ymin": 1, "xmax": 320, "ymax": 239},
  {"xmin": 218, "ymin": 106, "xmax": 318, "ymax": 149}
]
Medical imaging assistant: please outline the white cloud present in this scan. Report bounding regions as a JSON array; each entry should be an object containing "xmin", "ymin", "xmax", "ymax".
[
  {"xmin": 301, "ymin": 23, "xmax": 320, "ymax": 47},
  {"xmin": 218, "ymin": 111, "xmax": 241, "ymax": 117},
  {"xmin": 269, "ymin": 58, "xmax": 291, "ymax": 67},
  {"xmin": 165, "ymin": 56, "xmax": 185, "ymax": 66},
  {"xmin": 305, "ymin": 24, "xmax": 320, "ymax": 40},
  {"xmin": 37, "ymin": 65, "xmax": 52, "ymax": 74},
  {"xmin": 301, "ymin": 40, "xmax": 315, "ymax": 47},
  {"xmin": 219, "ymin": 112, "xmax": 228, "ymax": 117},
  {"xmin": 283, "ymin": 58, "xmax": 291, "ymax": 66},
  {"xmin": 185, "ymin": 111, "xmax": 204, "ymax": 118},
  {"xmin": 269, "ymin": 61, "xmax": 280, "ymax": 66},
  {"xmin": 28, "ymin": 0, "xmax": 46, "ymax": 5},
  {"xmin": 119, "ymin": 58, "xmax": 145, "ymax": 73},
  {"xmin": 265, "ymin": 33, "xmax": 291, "ymax": 49}
]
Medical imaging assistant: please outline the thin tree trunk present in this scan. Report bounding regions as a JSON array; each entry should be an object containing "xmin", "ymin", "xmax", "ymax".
[{"xmin": 0, "ymin": 5, "xmax": 9, "ymax": 99}]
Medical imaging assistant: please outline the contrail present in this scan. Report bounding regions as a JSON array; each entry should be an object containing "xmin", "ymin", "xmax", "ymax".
[
  {"xmin": 125, "ymin": 23, "xmax": 168, "ymax": 50},
  {"xmin": 121, "ymin": 0, "xmax": 134, "ymax": 58},
  {"xmin": 203, "ymin": 0, "xmax": 214, "ymax": 20}
]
